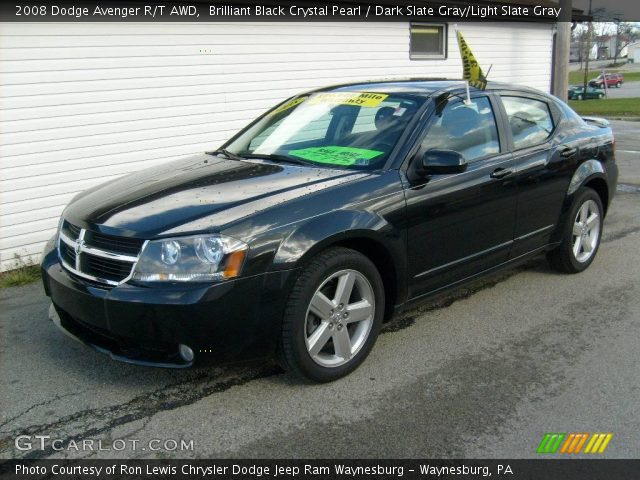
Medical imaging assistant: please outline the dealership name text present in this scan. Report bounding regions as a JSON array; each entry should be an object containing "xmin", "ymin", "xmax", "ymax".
[{"xmin": 16, "ymin": 464, "xmax": 415, "ymax": 477}]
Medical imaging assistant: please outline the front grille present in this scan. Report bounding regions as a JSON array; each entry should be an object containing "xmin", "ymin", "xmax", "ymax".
[
  {"xmin": 58, "ymin": 220, "xmax": 144, "ymax": 286},
  {"xmin": 63, "ymin": 222, "xmax": 81, "ymax": 238},
  {"xmin": 60, "ymin": 242, "xmax": 76, "ymax": 266},
  {"xmin": 85, "ymin": 230, "xmax": 145, "ymax": 255},
  {"xmin": 85, "ymin": 256, "xmax": 133, "ymax": 283}
]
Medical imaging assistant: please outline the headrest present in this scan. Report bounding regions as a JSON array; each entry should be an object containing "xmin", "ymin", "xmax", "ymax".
[
  {"xmin": 375, "ymin": 106, "xmax": 396, "ymax": 125},
  {"xmin": 442, "ymin": 106, "xmax": 480, "ymax": 131}
]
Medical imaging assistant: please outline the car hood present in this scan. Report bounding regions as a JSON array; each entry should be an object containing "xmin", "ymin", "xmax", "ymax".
[{"xmin": 64, "ymin": 154, "xmax": 366, "ymax": 238}]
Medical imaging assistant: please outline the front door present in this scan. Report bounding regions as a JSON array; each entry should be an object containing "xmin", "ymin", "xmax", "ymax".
[{"xmin": 404, "ymin": 94, "xmax": 517, "ymax": 298}]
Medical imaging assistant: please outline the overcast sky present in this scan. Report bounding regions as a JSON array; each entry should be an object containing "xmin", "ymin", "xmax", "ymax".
[{"xmin": 572, "ymin": 0, "xmax": 639, "ymax": 21}]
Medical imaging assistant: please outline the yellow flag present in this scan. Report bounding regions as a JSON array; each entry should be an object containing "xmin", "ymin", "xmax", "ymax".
[{"xmin": 456, "ymin": 30, "xmax": 487, "ymax": 90}]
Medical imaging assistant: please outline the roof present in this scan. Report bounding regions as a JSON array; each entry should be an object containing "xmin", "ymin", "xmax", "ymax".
[{"xmin": 312, "ymin": 78, "xmax": 543, "ymax": 97}]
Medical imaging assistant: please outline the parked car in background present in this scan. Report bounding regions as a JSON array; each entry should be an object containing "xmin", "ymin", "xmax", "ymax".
[
  {"xmin": 589, "ymin": 73, "xmax": 624, "ymax": 88},
  {"xmin": 568, "ymin": 85, "xmax": 605, "ymax": 100},
  {"xmin": 41, "ymin": 80, "xmax": 618, "ymax": 382}
]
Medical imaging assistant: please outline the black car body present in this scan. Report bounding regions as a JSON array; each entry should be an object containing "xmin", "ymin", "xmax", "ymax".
[{"xmin": 41, "ymin": 80, "xmax": 617, "ymax": 380}]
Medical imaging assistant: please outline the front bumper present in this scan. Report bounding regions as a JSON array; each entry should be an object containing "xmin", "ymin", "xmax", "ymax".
[
  {"xmin": 41, "ymin": 238, "xmax": 294, "ymax": 367},
  {"xmin": 48, "ymin": 303, "xmax": 194, "ymax": 368}
]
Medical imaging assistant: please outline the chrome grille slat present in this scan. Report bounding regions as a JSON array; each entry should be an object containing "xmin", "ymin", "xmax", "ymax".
[
  {"xmin": 60, "ymin": 243, "xmax": 76, "ymax": 266},
  {"xmin": 82, "ymin": 245, "xmax": 137, "ymax": 263},
  {"xmin": 57, "ymin": 221, "xmax": 146, "ymax": 286},
  {"xmin": 85, "ymin": 230, "xmax": 144, "ymax": 255}
]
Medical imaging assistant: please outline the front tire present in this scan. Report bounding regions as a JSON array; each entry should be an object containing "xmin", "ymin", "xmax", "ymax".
[
  {"xmin": 547, "ymin": 188, "xmax": 603, "ymax": 273},
  {"xmin": 279, "ymin": 247, "xmax": 384, "ymax": 382}
]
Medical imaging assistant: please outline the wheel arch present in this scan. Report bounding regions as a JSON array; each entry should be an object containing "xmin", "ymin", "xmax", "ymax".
[
  {"xmin": 551, "ymin": 162, "xmax": 609, "ymax": 244},
  {"xmin": 272, "ymin": 210, "xmax": 406, "ymax": 320},
  {"xmin": 583, "ymin": 177, "xmax": 609, "ymax": 215},
  {"xmin": 567, "ymin": 159, "xmax": 609, "ymax": 214},
  {"xmin": 329, "ymin": 236, "xmax": 399, "ymax": 321}
]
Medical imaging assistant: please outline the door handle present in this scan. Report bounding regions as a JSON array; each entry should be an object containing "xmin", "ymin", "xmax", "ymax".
[
  {"xmin": 490, "ymin": 167, "xmax": 513, "ymax": 179},
  {"xmin": 560, "ymin": 146, "xmax": 578, "ymax": 158}
]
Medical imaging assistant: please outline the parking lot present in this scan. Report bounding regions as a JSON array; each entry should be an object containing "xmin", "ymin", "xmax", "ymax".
[
  {"xmin": 1, "ymin": 121, "xmax": 639, "ymax": 460},
  {"xmin": 599, "ymin": 81, "xmax": 640, "ymax": 99}
]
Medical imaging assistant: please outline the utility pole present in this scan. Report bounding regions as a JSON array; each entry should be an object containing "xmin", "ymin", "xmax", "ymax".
[
  {"xmin": 553, "ymin": 0, "xmax": 572, "ymax": 101},
  {"xmin": 613, "ymin": 18, "xmax": 621, "ymax": 65},
  {"xmin": 582, "ymin": 0, "xmax": 593, "ymax": 97}
]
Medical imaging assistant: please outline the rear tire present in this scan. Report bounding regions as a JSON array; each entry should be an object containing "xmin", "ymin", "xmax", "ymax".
[
  {"xmin": 279, "ymin": 247, "xmax": 384, "ymax": 382},
  {"xmin": 577, "ymin": 94, "xmax": 583, "ymax": 100},
  {"xmin": 547, "ymin": 188, "xmax": 603, "ymax": 274}
]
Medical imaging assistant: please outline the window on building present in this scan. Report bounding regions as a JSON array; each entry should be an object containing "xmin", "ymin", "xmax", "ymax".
[
  {"xmin": 501, "ymin": 96, "xmax": 554, "ymax": 150},
  {"xmin": 410, "ymin": 23, "xmax": 447, "ymax": 60}
]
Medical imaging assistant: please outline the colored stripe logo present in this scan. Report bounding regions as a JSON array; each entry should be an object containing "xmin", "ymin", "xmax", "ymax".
[{"xmin": 537, "ymin": 433, "xmax": 612, "ymax": 454}]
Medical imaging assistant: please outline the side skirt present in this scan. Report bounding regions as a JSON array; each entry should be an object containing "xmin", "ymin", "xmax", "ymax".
[{"xmin": 393, "ymin": 242, "xmax": 560, "ymax": 316}]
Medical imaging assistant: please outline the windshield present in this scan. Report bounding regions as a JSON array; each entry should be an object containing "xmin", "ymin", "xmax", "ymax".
[{"xmin": 225, "ymin": 91, "xmax": 424, "ymax": 170}]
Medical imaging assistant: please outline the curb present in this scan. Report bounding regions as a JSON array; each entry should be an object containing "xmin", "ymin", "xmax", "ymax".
[{"xmin": 606, "ymin": 117, "xmax": 640, "ymax": 122}]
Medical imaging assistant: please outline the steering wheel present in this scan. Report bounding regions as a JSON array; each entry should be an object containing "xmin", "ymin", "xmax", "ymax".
[{"xmin": 371, "ymin": 140, "xmax": 394, "ymax": 153}]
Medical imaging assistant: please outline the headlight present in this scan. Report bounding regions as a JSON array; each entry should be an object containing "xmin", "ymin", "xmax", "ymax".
[{"xmin": 132, "ymin": 234, "xmax": 248, "ymax": 283}]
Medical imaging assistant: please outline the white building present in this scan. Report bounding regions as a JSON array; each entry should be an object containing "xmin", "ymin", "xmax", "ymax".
[
  {"xmin": 0, "ymin": 21, "xmax": 554, "ymax": 271},
  {"xmin": 627, "ymin": 41, "xmax": 640, "ymax": 62}
]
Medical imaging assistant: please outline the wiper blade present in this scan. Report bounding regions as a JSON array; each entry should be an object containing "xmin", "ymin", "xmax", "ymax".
[
  {"xmin": 208, "ymin": 148, "xmax": 245, "ymax": 161},
  {"xmin": 241, "ymin": 153, "xmax": 314, "ymax": 166}
]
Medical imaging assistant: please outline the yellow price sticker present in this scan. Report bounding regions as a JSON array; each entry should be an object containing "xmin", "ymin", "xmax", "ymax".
[
  {"xmin": 308, "ymin": 92, "xmax": 389, "ymax": 108},
  {"xmin": 271, "ymin": 97, "xmax": 307, "ymax": 115}
]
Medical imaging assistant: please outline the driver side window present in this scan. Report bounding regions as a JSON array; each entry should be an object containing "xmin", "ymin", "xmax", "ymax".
[{"xmin": 421, "ymin": 96, "xmax": 500, "ymax": 162}]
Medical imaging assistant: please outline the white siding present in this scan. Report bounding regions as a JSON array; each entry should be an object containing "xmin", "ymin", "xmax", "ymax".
[{"xmin": 0, "ymin": 21, "xmax": 553, "ymax": 270}]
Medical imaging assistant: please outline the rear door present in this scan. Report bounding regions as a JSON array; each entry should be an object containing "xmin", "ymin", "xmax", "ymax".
[{"xmin": 497, "ymin": 94, "xmax": 571, "ymax": 257}]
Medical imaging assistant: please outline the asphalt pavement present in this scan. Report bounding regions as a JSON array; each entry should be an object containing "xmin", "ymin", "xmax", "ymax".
[
  {"xmin": 598, "ymin": 81, "xmax": 640, "ymax": 99},
  {"xmin": 1, "ymin": 121, "xmax": 639, "ymax": 460}
]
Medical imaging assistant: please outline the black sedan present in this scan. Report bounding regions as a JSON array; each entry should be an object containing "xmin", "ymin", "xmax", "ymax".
[{"xmin": 41, "ymin": 80, "xmax": 618, "ymax": 382}]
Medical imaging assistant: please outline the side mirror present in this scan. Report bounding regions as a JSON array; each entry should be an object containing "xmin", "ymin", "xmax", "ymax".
[{"xmin": 420, "ymin": 149, "xmax": 468, "ymax": 175}]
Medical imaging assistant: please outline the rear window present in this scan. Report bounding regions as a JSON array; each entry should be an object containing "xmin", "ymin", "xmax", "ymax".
[{"xmin": 501, "ymin": 96, "xmax": 554, "ymax": 150}]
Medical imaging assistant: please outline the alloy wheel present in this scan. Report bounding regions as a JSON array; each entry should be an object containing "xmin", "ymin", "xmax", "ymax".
[
  {"xmin": 304, "ymin": 269, "xmax": 375, "ymax": 367},
  {"xmin": 572, "ymin": 199, "xmax": 600, "ymax": 263}
]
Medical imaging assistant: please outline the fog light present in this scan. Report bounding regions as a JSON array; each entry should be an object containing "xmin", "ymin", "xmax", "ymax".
[{"xmin": 179, "ymin": 344, "xmax": 194, "ymax": 362}]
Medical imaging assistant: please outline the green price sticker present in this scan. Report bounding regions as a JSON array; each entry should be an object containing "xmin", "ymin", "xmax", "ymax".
[{"xmin": 288, "ymin": 146, "xmax": 384, "ymax": 166}]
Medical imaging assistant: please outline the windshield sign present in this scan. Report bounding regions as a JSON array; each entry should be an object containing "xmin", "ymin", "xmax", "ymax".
[{"xmin": 225, "ymin": 91, "xmax": 424, "ymax": 170}]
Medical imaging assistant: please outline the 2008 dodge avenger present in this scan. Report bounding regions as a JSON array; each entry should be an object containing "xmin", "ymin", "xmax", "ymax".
[{"xmin": 41, "ymin": 80, "xmax": 618, "ymax": 382}]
